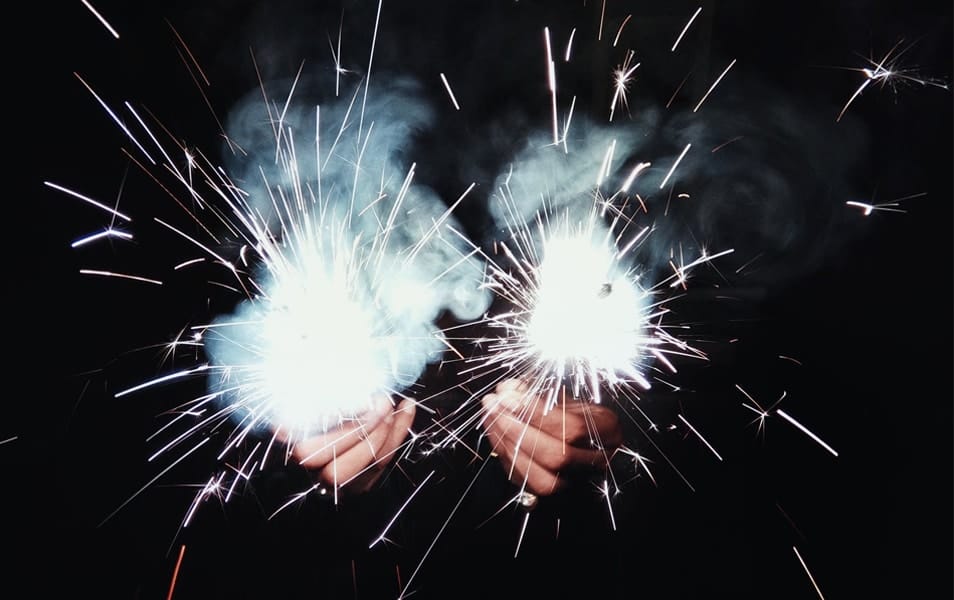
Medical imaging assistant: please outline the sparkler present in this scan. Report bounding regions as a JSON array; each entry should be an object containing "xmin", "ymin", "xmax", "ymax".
[
  {"xmin": 52, "ymin": 15, "xmax": 492, "ymax": 526},
  {"xmin": 427, "ymin": 118, "xmax": 737, "ymax": 501}
]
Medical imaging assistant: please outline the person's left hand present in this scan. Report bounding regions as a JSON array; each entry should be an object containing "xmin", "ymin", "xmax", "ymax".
[
  {"xmin": 480, "ymin": 379, "xmax": 623, "ymax": 497},
  {"xmin": 279, "ymin": 395, "xmax": 417, "ymax": 495}
]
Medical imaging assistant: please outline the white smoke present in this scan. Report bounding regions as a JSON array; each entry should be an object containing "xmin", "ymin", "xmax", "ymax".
[{"xmin": 202, "ymin": 74, "xmax": 491, "ymax": 436}]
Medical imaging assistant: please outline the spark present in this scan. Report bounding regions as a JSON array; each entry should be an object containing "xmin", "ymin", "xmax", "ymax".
[
  {"xmin": 617, "ymin": 446, "xmax": 657, "ymax": 485},
  {"xmin": 182, "ymin": 474, "xmax": 227, "ymax": 528},
  {"xmin": 677, "ymin": 414, "xmax": 723, "ymax": 461},
  {"xmin": 166, "ymin": 544, "xmax": 187, "ymax": 600},
  {"xmin": 793, "ymin": 546, "xmax": 827, "ymax": 599},
  {"xmin": 357, "ymin": 0, "xmax": 384, "ymax": 139},
  {"xmin": 609, "ymin": 50, "xmax": 641, "ymax": 122},
  {"xmin": 737, "ymin": 385, "xmax": 786, "ymax": 439},
  {"xmin": 168, "ymin": 22, "xmax": 211, "ymax": 87},
  {"xmin": 711, "ymin": 136, "xmax": 743, "ymax": 153},
  {"xmin": 55, "ymin": 6, "xmax": 857, "ymax": 592},
  {"xmin": 399, "ymin": 463, "xmax": 491, "ymax": 599},
  {"xmin": 845, "ymin": 200, "xmax": 904, "ymax": 215},
  {"xmin": 44, "ymin": 181, "xmax": 132, "ymax": 222},
  {"xmin": 70, "ymin": 228, "xmax": 133, "ymax": 248},
  {"xmin": 560, "ymin": 95, "xmax": 577, "ymax": 153},
  {"xmin": 667, "ymin": 71, "xmax": 692, "ymax": 108},
  {"xmin": 598, "ymin": 0, "xmax": 607, "ymax": 41},
  {"xmin": 659, "ymin": 143, "xmax": 692, "ymax": 189},
  {"xmin": 80, "ymin": 0, "xmax": 119, "ymax": 39},
  {"xmin": 845, "ymin": 191, "xmax": 926, "ymax": 216},
  {"xmin": 100, "ymin": 437, "xmax": 212, "ymax": 527},
  {"xmin": 777, "ymin": 409, "xmax": 839, "ymax": 457},
  {"xmin": 439, "ymin": 72, "xmax": 461, "ymax": 110},
  {"xmin": 370, "ymin": 470, "xmax": 436, "ymax": 548},
  {"xmin": 116, "ymin": 365, "xmax": 210, "ymax": 399},
  {"xmin": 693, "ymin": 58, "xmax": 736, "ymax": 113},
  {"xmin": 564, "ymin": 28, "xmax": 576, "ymax": 62},
  {"xmin": 544, "ymin": 27, "xmax": 559, "ymax": 144},
  {"xmin": 734, "ymin": 252, "xmax": 763, "ymax": 274},
  {"xmin": 79, "ymin": 269, "xmax": 163, "ymax": 286},
  {"xmin": 599, "ymin": 478, "xmax": 617, "ymax": 530},
  {"xmin": 671, "ymin": 6, "xmax": 702, "ymax": 52},
  {"xmin": 613, "ymin": 15, "xmax": 633, "ymax": 48},
  {"xmin": 596, "ymin": 139, "xmax": 618, "ymax": 187},
  {"xmin": 74, "ymin": 72, "xmax": 157, "ymax": 165},
  {"xmin": 0, "ymin": 436, "xmax": 17, "ymax": 446},
  {"xmin": 153, "ymin": 218, "xmax": 235, "ymax": 275},
  {"xmin": 667, "ymin": 248, "xmax": 734, "ymax": 288},
  {"xmin": 836, "ymin": 39, "xmax": 949, "ymax": 122},
  {"xmin": 328, "ymin": 10, "xmax": 350, "ymax": 97},
  {"xmin": 173, "ymin": 258, "xmax": 205, "ymax": 270},
  {"xmin": 514, "ymin": 510, "xmax": 531, "ymax": 557},
  {"xmin": 619, "ymin": 161, "xmax": 651, "ymax": 193}
]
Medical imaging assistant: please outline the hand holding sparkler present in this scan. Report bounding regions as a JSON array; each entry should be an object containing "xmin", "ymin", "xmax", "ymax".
[
  {"xmin": 480, "ymin": 379, "xmax": 622, "ymax": 497},
  {"xmin": 279, "ymin": 395, "xmax": 416, "ymax": 496}
]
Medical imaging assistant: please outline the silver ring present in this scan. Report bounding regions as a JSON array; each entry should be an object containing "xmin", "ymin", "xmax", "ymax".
[{"xmin": 517, "ymin": 491, "xmax": 539, "ymax": 510}]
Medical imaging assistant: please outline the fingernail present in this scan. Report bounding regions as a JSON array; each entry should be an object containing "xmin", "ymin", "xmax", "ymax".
[{"xmin": 502, "ymin": 390, "xmax": 526, "ymax": 413}]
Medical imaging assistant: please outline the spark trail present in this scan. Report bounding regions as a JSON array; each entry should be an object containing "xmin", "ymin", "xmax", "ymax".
[{"xmin": 836, "ymin": 38, "xmax": 949, "ymax": 122}]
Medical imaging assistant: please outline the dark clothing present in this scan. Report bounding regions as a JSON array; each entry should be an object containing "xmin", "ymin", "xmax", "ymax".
[{"xmin": 172, "ymin": 373, "xmax": 636, "ymax": 600}]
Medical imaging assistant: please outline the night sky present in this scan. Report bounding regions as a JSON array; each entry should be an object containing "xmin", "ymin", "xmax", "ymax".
[{"xmin": 10, "ymin": 1, "xmax": 952, "ymax": 599}]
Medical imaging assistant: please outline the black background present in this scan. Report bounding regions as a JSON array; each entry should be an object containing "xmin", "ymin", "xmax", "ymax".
[{"xmin": 9, "ymin": 1, "xmax": 952, "ymax": 599}]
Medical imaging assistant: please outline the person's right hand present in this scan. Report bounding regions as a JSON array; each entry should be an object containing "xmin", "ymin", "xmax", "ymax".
[
  {"xmin": 277, "ymin": 395, "xmax": 416, "ymax": 495},
  {"xmin": 480, "ymin": 379, "xmax": 623, "ymax": 497}
]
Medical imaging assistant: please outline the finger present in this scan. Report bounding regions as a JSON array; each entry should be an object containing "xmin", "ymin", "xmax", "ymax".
[
  {"xmin": 492, "ymin": 410, "xmax": 608, "ymax": 473},
  {"xmin": 379, "ymin": 398, "xmax": 416, "ymax": 459},
  {"xmin": 495, "ymin": 378, "xmax": 529, "ymax": 395},
  {"xmin": 483, "ymin": 387, "xmax": 534, "ymax": 418},
  {"xmin": 317, "ymin": 405, "xmax": 396, "ymax": 486},
  {"xmin": 491, "ymin": 394, "xmax": 622, "ymax": 450},
  {"xmin": 491, "ymin": 435, "xmax": 567, "ymax": 496},
  {"xmin": 534, "ymin": 402, "xmax": 623, "ymax": 450},
  {"xmin": 290, "ymin": 396, "xmax": 392, "ymax": 469},
  {"xmin": 320, "ymin": 398, "xmax": 417, "ymax": 492}
]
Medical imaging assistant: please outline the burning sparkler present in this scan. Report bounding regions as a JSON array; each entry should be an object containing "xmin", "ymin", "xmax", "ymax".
[
  {"xmin": 428, "ymin": 121, "xmax": 736, "ymax": 479},
  {"xmin": 52, "ymin": 23, "xmax": 492, "ymax": 525}
]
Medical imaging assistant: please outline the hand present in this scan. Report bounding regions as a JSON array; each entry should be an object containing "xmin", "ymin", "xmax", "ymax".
[
  {"xmin": 279, "ymin": 395, "xmax": 416, "ymax": 495},
  {"xmin": 480, "ymin": 379, "xmax": 623, "ymax": 497}
]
